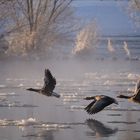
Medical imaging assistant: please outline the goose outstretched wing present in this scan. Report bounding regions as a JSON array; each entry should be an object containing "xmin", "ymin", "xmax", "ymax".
[
  {"xmin": 134, "ymin": 88, "xmax": 140, "ymax": 101},
  {"xmin": 85, "ymin": 96, "xmax": 117, "ymax": 114},
  {"xmin": 88, "ymin": 98, "xmax": 111, "ymax": 114},
  {"xmin": 85, "ymin": 100, "xmax": 96, "ymax": 114},
  {"xmin": 43, "ymin": 69, "xmax": 56, "ymax": 92}
]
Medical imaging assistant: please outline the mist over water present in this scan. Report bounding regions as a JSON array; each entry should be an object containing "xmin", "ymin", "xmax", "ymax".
[
  {"xmin": 0, "ymin": 14, "xmax": 140, "ymax": 140},
  {"xmin": 0, "ymin": 37, "xmax": 140, "ymax": 140},
  {"xmin": 1, "ymin": 1, "xmax": 140, "ymax": 140}
]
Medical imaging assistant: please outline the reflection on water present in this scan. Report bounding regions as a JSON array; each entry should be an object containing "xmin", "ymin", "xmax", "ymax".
[
  {"xmin": 23, "ymin": 130, "xmax": 55, "ymax": 140},
  {"xmin": 86, "ymin": 119, "xmax": 118, "ymax": 137}
]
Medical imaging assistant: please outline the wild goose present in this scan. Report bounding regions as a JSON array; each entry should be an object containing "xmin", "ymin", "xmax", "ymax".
[
  {"xmin": 117, "ymin": 81, "xmax": 140, "ymax": 104},
  {"xmin": 84, "ymin": 95, "xmax": 118, "ymax": 114},
  {"xmin": 27, "ymin": 69, "xmax": 60, "ymax": 98}
]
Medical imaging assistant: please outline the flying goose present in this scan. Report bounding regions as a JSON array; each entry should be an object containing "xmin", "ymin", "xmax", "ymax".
[
  {"xmin": 117, "ymin": 79, "xmax": 140, "ymax": 104},
  {"xmin": 84, "ymin": 95, "xmax": 118, "ymax": 114},
  {"xmin": 27, "ymin": 69, "xmax": 60, "ymax": 98}
]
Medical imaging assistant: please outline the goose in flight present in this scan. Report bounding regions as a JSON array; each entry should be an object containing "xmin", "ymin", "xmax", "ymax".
[
  {"xmin": 84, "ymin": 95, "xmax": 118, "ymax": 114},
  {"xmin": 27, "ymin": 69, "xmax": 60, "ymax": 98},
  {"xmin": 117, "ymin": 80, "xmax": 140, "ymax": 104}
]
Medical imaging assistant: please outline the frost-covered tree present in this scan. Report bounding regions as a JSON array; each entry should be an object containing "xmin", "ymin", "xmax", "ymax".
[
  {"xmin": 0, "ymin": 0, "xmax": 79, "ymax": 57},
  {"xmin": 72, "ymin": 21, "xmax": 99, "ymax": 56},
  {"xmin": 128, "ymin": 0, "xmax": 140, "ymax": 27}
]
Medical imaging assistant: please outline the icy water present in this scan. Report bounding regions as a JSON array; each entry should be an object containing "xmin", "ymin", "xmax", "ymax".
[
  {"xmin": 0, "ymin": 36, "xmax": 140, "ymax": 140},
  {"xmin": 1, "ymin": 1, "xmax": 140, "ymax": 140}
]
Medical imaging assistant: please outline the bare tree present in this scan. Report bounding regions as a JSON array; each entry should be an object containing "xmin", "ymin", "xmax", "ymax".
[
  {"xmin": 0, "ymin": 0, "xmax": 79, "ymax": 57},
  {"xmin": 128, "ymin": 0, "xmax": 140, "ymax": 27}
]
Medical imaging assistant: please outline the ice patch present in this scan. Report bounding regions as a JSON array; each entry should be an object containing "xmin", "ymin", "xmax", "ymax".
[
  {"xmin": 103, "ymin": 80, "xmax": 115, "ymax": 85},
  {"xmin": 127, "ymin": 73, "xmax": 140, "ymax": 80},
  {"xmin": 0, "ymin": 118, "xmax": 37, "ymax": 126},
  {"xmin": 0, "ymin": 85, "xmax": 6, "ymax": 88},
  {"xmin": 0, "ymin": 92, "xmax": 17, "ymax": 96},
  {"xmin": 39, "ymin": 123, "xmax": 71, "ymax": 129},
  {"xmin": 0, "ymin": 118, "xmax": 72, "ymax": 130},
  {"xmin": 17, "ymin": 83, "xmax": 24, "ymax": 87},
  {"xmin": 70, "ymin": 105, "xmax": 84, "ymax": 110},
  {"xmin": 63, "ymin": 98, "xmax": 78, "ymax": 103},
  {"xmin": 0, "ymin": 101, "xmax": 38, "ymax": 108},
  {"xmin": 17, "ymin": 118, "xmax": 37, "ymax": 126}
]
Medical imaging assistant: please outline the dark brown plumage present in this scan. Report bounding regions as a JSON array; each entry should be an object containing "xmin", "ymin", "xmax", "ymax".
[
  {"xmin": 84, "ymin": 95, "xmax": 118, "ymax": 114},
  {"xmin": 117, "ymin": 80, "xmax": 140, "ymax": 104},
  {"xmin": 27, "ymin": 69, "xmax": 60, "ymax": 98}
]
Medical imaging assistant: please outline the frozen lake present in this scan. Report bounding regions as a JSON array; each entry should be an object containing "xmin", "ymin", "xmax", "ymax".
[
  {"xmin": 0, "ymin": 1, "xmax": 140, "ymax": 140},
  {"xmin": 0, "ymin": 44, "xmax": 140, "ymax": 140}
]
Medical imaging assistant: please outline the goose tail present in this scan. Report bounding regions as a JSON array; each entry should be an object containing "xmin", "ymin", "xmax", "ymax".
[{"xmin": 52, "ymin": 92, "xmax": 60, "ymax": 98}]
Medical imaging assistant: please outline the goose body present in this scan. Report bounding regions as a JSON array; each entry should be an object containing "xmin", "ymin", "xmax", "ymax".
[
  {"xmin": 27, "ymin": 69, "xmax": 60, "ymax": 98},
  {"xmin": 117, "ymin": 80, "xmax": 140, "ymax": 104},
  {"xmin": 84, "ymin": 95, "xmax": 118, "ymax": 114}
]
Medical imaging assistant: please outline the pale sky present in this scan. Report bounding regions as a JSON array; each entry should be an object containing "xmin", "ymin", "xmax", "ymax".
[{"xmin": 72, "ymin": 1, "xmax": 140, "ymax": 35}]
